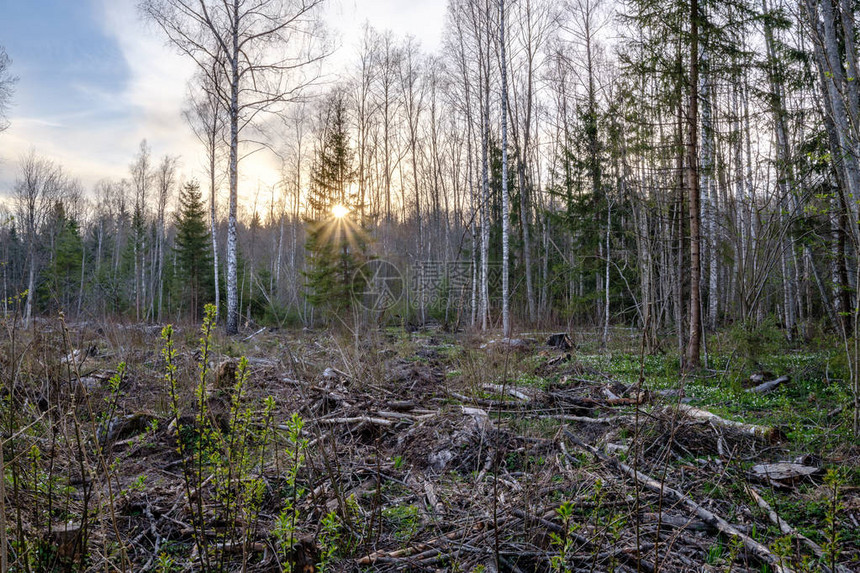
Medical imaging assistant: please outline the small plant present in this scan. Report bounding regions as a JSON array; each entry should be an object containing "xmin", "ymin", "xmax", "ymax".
[
  {"xmin": 823, "ymin": 468, "xmax": 844, "ymax": 572},
  {"xmin": 97, "ymin": 363, "xmax": 127, "ymax": 448},
  {"xmin": 161, "ymin": 304, "xmax": 281, "ymax": 570},
  {"xmin": 382, "ymin": 504, "xmax": 421, "ymax": 541},
  {"xmin": 274, "ymin": 412, "xmax": 308, "ymax": 572},
  {"xmin": 769, "ymin": 534, "xmax": 792, "ymax": 572},
  {"xmin": 723, "ymin": 535, "xmax": 742, "ymax": 572},
  {"xmin": 706, "ymin": 540, "xmax": 725, "ymax": 565},
  {"xmin": 156, "ymin": 552, "xmax": 175, "ymax": 573},
  {"xmin": 549, "ymin": 500, "xmax": 577, "ymax": 573},
  {"xmin": 318, "ymin": 510, "xmax": 341, "ymax": 572},
  {"xmin": 728, "ymin": 316, "xmax": 784, "ymax": 370}
]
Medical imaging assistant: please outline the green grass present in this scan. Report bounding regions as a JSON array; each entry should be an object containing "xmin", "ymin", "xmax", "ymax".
[{"xmin": 382, "ymin": 504, "xmax": 421, "ymax": 541}]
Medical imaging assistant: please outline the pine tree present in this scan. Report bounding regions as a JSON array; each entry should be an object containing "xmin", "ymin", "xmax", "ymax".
[
  {"xmin": 174, "ymin": 181, "xmax": 214, "ymax": 321},
  {"xmin": 304, "ymin": 91, "xmax": 370, "ymax": 317}
]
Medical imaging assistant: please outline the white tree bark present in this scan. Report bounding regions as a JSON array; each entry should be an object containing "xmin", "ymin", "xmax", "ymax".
[
  {"xmin": 700, "ymin": 49, "xmax": 718, "ymax": 331},
  {"xmin": 500, "ymin": 0, "xmax": 511, "ymax": 337}
]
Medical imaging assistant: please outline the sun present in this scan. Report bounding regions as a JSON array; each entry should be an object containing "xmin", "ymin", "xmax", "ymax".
[{"xmin": 332, "ymin": 204, "xmax": 349, "ymax": 218}]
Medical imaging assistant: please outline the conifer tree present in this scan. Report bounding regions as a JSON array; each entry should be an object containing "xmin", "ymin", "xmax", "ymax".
[
  {"xmin": 174, "ymin": 181, "xmax": 214, "ymax": 321},
  {"xmin": 42, "ymin": 201, "xmax": 82, "ymax": 312},
  {"xmin": 304, "ymin": 91, "xmax": 370, "ymax": 316}
]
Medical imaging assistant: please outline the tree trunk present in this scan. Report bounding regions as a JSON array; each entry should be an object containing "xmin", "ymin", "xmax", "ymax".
[
  {"xmin": 603, "ymin": 202, "xmax": 611, "ymax": 347},
  {"xmin": 686, "ymin": 0, "xmax": 702, "ymax": 368},
  {"xmin": 480, "ymin": 9, "xmax": 491, "ymax": 331},
  {"xmin": 226, "ymin": 0, "xmax": 240, "ymax": 335},
  {"xmin": 700, "ymin": 48, "xmax": 717, "ymax": 331},
  {"xmin": 501, "ymin": 0, "xmax": 511, "ymax": 338}
]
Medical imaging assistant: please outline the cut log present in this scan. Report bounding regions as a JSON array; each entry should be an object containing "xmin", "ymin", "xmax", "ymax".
[
  {"xmin": 676, "ymin": 404, "xmax": 782, "ymax": 442},
  {"xmin": 44, "ymin": 522, "xmax": 84, "ymax": 562},
  {"xmin": 546, "ymin": 333, "xmax": 573, "ymax": 350},
  {"xmin": 483, "ymin": 383, "xmax": 532, "ymax": 402},
  {"xmin": 98, "ymin": 412, "xmax": 156, "ymax": 445},
  {"xmin": 750, "ymin": 463, "xmax": 820, "ymax": 483},
  {"xmin": 748, "ymin": 375, "xmax": 791, "ymax": 395},
  {"xmin": 321, "ymin": 367, "xmax": 349, "ymax": 380},
  {"xmin": 564, "ymin": 429, "xmax": 795, "ymax": 573},
  {"xmin": 317, "ymin": 416, "xmax": 394, "ymax": 426},
  {"xmin": 215, "ymin": 359, "xmax": 237, "ymax": 389},
  {"xmin": 546, "ymin": 353, "xmax": 572, "ymax": 367}
]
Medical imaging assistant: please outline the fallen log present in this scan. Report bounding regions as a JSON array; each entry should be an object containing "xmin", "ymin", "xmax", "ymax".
[
  {"xmin": 483, "ymin": 383, "xmax": 532, "ymax": 402},
  {"xmin": 750, "ymin": 463, "xmax": 820, "ymax": 484},
  {"xmin": 538, "ymin": 414, "xmax": 630, "ymax": 424},
  {"xmin": 316, "ymin": 416, "xmax": 394, "ymax": 426},
  {"xmin": 676, "ymin": 404, "xmax": 782, "ymax": 442},
  {"xmin": 640, "ymin": 512, "xmax": 710, "ymax": 531},
  {"xmin": 563, "ymin": 429, "xmax": 795, "ymax": 573},
  {"xmin": 748, "ymin": 375, "xmax": 791, "ymax": 395}
]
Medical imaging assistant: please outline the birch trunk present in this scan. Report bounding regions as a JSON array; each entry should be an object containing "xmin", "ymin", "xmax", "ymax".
[
  {"xmin": 500, "ymin": 0, "xmax": 511, "ymax": 338},
  {"xmin": 480, "ymin": 5, "xmax": 491, "ymax": 331},
  {"xmin": 700, "ymin": 49, "xmax": 718, "ymax": 331},
  {"xmin": 225, "ymin": 0, "xmax": 240, "ymax": 335}
]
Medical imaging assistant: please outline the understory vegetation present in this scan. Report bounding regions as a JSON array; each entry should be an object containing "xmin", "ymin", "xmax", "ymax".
[{"xmin": 0, "ymin": 307, "xmax": 856, "ymax": 572}]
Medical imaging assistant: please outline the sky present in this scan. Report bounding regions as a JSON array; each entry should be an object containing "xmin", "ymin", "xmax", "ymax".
[{"xmin": 0, "ymin": 0, "xmax": 447, "ymax": 201}]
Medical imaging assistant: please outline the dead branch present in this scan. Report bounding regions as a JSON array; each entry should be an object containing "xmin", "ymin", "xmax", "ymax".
[
  {"xmin": 748, "ymin": 375, "xmax": 791, "ymax": 395},
  {"xmin": 745, "ymin": 485, "xmax": 849, "ymax": 573},
  {"xmin": 563, "ymin": 429, "xmax": 796, "ymax": 573},
  {"xmin": 676, "ymin": 403, "xmax": 782, "ymax": 441}
]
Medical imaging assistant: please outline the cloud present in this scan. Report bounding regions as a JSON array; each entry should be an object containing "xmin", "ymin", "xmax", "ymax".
[
  {"xmin": 94, "ymin": 0, "xmax": 285, "ymax": 194},
  {"xmin": 0, "ymin": 0, "xmax": 198, "ymax": 193},
  {"xmin": 0, "ymin": 0, "xmax": 448, "ymax": 204}
]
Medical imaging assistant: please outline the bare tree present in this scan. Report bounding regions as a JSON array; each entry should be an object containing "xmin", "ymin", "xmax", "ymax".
[
  {"xmin": 185, "ymin": 65, "xmax": 226, "ymax": 321},
  {"xmin": 0, "ymin": 46, "xmax": 16, "ymax": 133},
  {"xmin": 129, "ymin": 140, "xmax": 152, "ymax": 321},
  {"xmin": 14, "ymin": 151, "xmax": 64, "ymax": 326},
  {"xmin": 153, "ymin": 155, "xmax": 178, "ymax": 321},
  {"xmin": 141, "ymin": 0, "xmax": 329, "ymax": 334}
]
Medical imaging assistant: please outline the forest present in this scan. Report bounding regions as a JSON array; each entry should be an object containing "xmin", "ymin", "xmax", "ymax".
[{"xmin": 0, "ymin": 0, "xmax": 858, "ymax": 571}]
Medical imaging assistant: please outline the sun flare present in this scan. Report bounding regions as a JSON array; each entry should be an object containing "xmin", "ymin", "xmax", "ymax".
[{"xmin": 332, "ymin": 204, "xmax": 349, "ymax": 218}]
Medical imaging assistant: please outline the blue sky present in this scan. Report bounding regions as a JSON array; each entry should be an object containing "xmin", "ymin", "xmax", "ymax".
[
  {"xmin": 2, "ymin": 1, "xmax": 128, "ymax": 118},
  {"xmin": 0, "ymin": 0, "xmax": 446, "ymax": 198}
]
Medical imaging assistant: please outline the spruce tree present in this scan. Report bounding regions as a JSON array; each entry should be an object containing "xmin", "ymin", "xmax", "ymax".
[
  {"xmin": 304, "ymin": 91, "xmax": 370, "ymax": 316},
  {"xmin": 174, "ymin": 181, "xmax": 214, "ymax": 321},
  {"xmin": 42, "ymin": 201, "xmax": 82, "ymax": 312}
]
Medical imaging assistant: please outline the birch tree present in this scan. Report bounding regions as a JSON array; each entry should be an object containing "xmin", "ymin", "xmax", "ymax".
[
  {"xmin": 185, "ymin": 64, "xmax": 226, "ymax": 322},
  {"xmin": 14, "ymin": 152, "xmax": 64, "ymax": 326},
  {"xmin": 0, "ymin": 46, "xmax": 15, "ymax": 133},
  {"xmin": 500, "ymin": 0, "xmax": 511, "ymax": 337},
  {"xmin": 129, "ymin": 140, "xmax": 152, "ymax": 322},
  {"xmin": 141, "ymin": 0, "xmax": 328, "ymax": 334}
]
